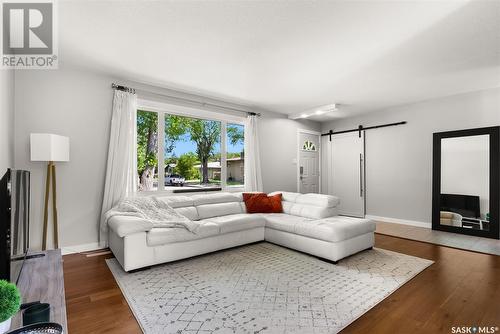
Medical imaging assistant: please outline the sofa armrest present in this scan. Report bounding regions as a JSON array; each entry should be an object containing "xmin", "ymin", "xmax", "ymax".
[{"xmin": 108, "ymin": 216, "xmax": 154, "ymax": 237}]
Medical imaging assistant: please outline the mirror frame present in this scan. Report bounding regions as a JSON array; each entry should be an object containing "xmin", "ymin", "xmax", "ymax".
[{"xmin": 432, "ymin": 126, "xmax": 500, "ymax": 239}]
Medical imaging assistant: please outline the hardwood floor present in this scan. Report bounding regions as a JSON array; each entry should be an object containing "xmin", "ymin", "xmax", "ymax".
[
  {"xmin": 63, "ymin": 251, "xmax": 141, "ymax": 333},
  {"xmin": 63, "ymin": 234, "xmax": 500, "ymax": 334}
]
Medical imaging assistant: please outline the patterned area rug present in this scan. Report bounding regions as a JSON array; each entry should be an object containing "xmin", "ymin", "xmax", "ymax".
[{"xmin": 107, "ymin": 242, "xmax": 433, "ymax": 334}]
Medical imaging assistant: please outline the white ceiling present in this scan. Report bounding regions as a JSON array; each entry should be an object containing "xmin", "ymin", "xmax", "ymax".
[{"xmin": 59, "ymin": 0, "xmax": 500, "ymax": 121}]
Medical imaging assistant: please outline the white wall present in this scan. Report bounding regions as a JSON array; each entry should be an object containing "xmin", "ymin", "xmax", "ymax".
[
  {"xmin": 260, "ymin": 116, "xmax": 319, "ymax": 193},
  {"xmin": 321, "ymin": 88, "xmax": 500, "ymax": 226},
  {"xmin": 14, "ymin": 66, "xmax": 320, "ymax": 250},
  {"xmin": 0, "ymin": 70, "xmax": 15, "ymax": 173},
  {"xmin": 15, "ymin": 68, "xmax": 114, "ymax": 251}
]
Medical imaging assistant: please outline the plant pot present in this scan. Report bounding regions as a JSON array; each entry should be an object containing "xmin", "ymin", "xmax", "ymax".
[{"xmin": 0, "ymin": 317, "xmax": 11, "ymax": 334}]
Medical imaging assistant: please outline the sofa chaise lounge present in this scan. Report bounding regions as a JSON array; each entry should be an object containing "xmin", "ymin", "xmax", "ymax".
[{"xmin": 108, "ymin": 191, "xmax": 375, "ymax": 271}]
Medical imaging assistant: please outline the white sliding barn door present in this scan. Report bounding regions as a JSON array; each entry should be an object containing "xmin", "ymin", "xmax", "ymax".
[{"xmin": 326, "ymin": 132, "xmax": 365, "ymax": 217}]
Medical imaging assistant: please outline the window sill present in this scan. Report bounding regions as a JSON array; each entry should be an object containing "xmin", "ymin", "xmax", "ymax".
[
  {"xmin": 172, "ymin": 187, "xmax": 222, "ymax": 194},
  {"xmin": 136, "ymin": 186, "xmax": 245, "ymax": 196}
]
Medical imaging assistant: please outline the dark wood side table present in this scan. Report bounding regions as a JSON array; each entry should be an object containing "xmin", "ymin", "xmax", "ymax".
[{"xmin": 10, "ymin": 249, "xmax": 68, "ymax": 333}]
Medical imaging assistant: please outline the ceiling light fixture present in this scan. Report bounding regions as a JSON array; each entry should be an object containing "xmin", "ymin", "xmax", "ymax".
[{"xmin": 289, "ymin": 104, "xmax": 338, "ymax": 120}]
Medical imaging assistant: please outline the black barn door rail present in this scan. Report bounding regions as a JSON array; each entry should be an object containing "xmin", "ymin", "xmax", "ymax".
[{"xmin": 322, "ymin": 121, "xmax": 407, "ymax": 141}]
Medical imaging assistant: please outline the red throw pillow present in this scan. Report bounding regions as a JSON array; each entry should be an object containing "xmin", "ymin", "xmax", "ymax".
[{"xmin": 243, "ymin": 193, "xmax": 283, "ymax": 214}]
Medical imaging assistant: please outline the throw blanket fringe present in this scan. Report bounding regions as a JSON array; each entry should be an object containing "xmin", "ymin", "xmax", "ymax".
[{"xmin": 105, "ymin": 197, "xmax": 199, "ymax": 233}]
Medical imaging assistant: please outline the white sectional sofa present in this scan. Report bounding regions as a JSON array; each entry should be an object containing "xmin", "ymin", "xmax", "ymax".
[{"xmin": 108, "ymin": 191, "xmax": 375, "ymax": 271}]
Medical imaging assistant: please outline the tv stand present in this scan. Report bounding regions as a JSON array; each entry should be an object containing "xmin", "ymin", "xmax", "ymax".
[
  {"xmin": 10, "ymin": 249, "xmax": 67, "ymax": 332},
  {"xmin": 461, "ymin": 217, "xmax": 489, "ymax": 230}
]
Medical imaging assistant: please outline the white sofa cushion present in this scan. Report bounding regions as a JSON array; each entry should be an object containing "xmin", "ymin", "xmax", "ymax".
[
  {"xmin": 295, "ymin": 193, "xmax": 340, "ymax": 208},
  {"xmin": 294, "ymin": 216, "xmax": 375, "ymax": 243},
  {"xmin": 147, "ymin": 214, "xmax": 265, "ymax": 247},
  {"xmin": 269, "ymin": 191, "xmax": 339, "ymax": 208},
  {"xmin": 264, "ymin": 213, "xmax": 312, "ymax": 233},
  {"xmin": 147, "ymin": 221, "xmax": 220, "ymax": 246},
  {"xmin": 174, "ymin": 207, "xmax": 199, "ymax": 221},
  {"xmin": 108, "ymin": 216, "xmax": 153, "ymax": 237},
  {"xmin": 204, "ymin": 213, "xmax": 266, "ymax": 234},
  {"xmin": 196, "ymin": 202, "xmax": 244, "ymax": 219},
  {"xmin": 281, "ymin": 201, "xmax": 337, "ymax": 219},
  {"xmin": 270, "ymin": 191, "xmax": 300, "ymax": 203},
  {"xmin": 192, "ymin": 193, "xmax": 241, "ymax": 206},
  {"xmin": 268, "ymin": 191, "xmax": 339, "ymax": 219},
  {"xmin": 160, "ymin": 195, "xmax": 194, "ymax": 208}
]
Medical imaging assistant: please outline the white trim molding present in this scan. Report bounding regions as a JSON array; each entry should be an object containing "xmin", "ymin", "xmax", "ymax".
[
  {"xmin": 61, "ymin": 242, "xmax": 102, "ymax": 255},
  {"xmin": 366, "ymin": 215, "xmax": 431, "ymax": 229},
  {"xmin": 138, "ymin": 99, "xmax": 246, "ymax": 124}
]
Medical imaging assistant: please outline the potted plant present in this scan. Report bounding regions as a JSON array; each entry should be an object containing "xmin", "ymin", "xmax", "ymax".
[{"xmin": 0, "ymin": 280, "xmax": 21, "ymax": 333}]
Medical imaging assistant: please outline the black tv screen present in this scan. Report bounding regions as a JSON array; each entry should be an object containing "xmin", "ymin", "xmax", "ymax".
[
  {"xmin": 440, "ymin": 193, "xmax": 480, "ymax": 218},
  {"xmin": 0, "ymin": 169, "xmax": 30, "ymax": 283}
]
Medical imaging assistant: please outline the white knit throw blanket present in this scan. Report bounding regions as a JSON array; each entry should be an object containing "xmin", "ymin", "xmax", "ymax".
[{"xmin": 105, "ymin": 197, "xmax": 199, "ymax": 232}]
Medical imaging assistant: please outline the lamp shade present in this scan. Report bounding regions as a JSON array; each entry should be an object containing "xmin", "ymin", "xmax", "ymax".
[{"xmin": 30, "ymin": 133, "xmax": 70, "ymax": 162}]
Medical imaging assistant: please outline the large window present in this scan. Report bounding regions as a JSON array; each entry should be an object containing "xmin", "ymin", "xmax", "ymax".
[{"xmin": 137, "ymin": 109, "xmax": 245, "ymax": 192}]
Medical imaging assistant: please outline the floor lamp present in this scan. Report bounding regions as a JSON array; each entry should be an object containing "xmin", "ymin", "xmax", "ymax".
[{"xmin": 30, "ymin": 134, "xmax": 70, "ymax": 250}]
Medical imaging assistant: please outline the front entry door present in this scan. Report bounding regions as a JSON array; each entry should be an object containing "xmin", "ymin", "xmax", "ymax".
[{"xmin": 298, "ymin": 132, "xmax": 320, "ymax": 194}]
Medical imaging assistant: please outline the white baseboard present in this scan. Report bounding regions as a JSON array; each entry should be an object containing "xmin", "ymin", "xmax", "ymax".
[
  {"xmin": 61, "ymin": 242, "xmax": 102, "ymax": 255},
  {"xmin": 365, "ymin": 215, "xmax": 431, "ymax": 229}
]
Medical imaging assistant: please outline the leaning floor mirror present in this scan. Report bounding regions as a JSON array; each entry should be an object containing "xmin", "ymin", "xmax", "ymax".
[{"xmin": 432, "ymin": 126, "xmax": 499, "ymax": 239}]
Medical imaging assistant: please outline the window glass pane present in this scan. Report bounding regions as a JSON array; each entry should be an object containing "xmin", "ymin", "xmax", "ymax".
[
  {"xmin": 226, "ymin": 123, "xmax": 245, "ymax": 187},
  {"xmin": 137, "ymin": 110, "xmax": 159, "ymax": 191},
  {"xmin": 165, "ymin": 114, "xmax": 221, "ymax": 189}
]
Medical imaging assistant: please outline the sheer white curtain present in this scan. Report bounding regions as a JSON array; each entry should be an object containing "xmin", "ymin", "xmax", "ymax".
[
  {"xmin": 244, "ymin": 114, "xmax": 263, "ymax": 192},
  {"xmin": 99, "ymin": 90, "xmax": 138, "ymax": 247}
]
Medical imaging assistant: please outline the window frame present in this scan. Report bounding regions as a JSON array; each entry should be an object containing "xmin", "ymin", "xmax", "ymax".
[{"xmin": 137, "ymin": 99, "xmax": 246, "ymax": 195}]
